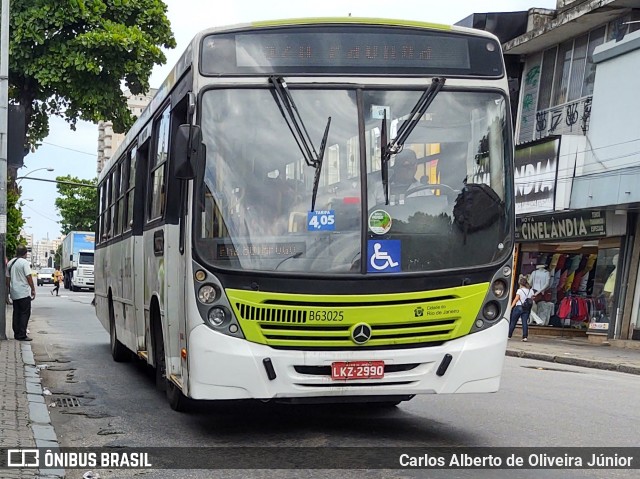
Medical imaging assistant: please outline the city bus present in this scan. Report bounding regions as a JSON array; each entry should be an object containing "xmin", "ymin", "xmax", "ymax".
[{"xmin": 95, "ymin": 18, "xmax": 515, "ymax": 411}]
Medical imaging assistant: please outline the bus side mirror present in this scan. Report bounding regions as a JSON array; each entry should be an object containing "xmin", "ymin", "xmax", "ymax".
[{"xmin": 173, "ymin": 124, "xmax": 201, "ymax": 180}]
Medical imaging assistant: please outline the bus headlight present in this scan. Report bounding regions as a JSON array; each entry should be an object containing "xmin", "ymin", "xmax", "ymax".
[
  {"xmin": 491, "ymin": 279, "xmax": 508, "ymax": 299},
  {"xmin": 482, "ymin": 301, "xmax": 500, "ymax": 321},
  {"xmin": 198, "ymin": 285, "xmax": 218, "ymax": 304},
  {"xmin": 207, "ymin": 306, "xmax": 228, "ymax": 327}
]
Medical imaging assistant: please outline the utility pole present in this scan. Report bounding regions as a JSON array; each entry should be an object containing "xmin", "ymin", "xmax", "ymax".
[{"xmin": 0, "ymin": 0, "xmax": 9, "ymax": 340}]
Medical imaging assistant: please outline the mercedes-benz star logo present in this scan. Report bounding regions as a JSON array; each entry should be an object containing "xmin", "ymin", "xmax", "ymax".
[{"xmin": 351, "ymin": 323, "xmax": 372, "ymax": 345}]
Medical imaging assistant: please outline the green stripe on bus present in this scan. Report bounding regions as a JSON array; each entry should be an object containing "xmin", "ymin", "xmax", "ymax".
[
  {"xmin": 251, "ymin": 18, "xmax": 452, "ymax": 31},
  {"xmin": 227, "ymin": 283, "xmax": 488, "ymax": 348}
]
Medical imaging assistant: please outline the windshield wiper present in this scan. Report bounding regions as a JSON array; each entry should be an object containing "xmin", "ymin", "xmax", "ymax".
[
  {"xmin": 269, "ymin": 76, "xmax": 331, "ymax": 211},
  {"xmin": 380, "ymin": 77, "xmax": 446, "ymax": 205}
]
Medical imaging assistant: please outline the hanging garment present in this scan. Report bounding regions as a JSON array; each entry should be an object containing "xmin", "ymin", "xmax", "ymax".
[
  {"xmin": 569, "ymin": 254, "xmax": 582, "ymax": 272},
  {"xmin": 579, "ymin": 273, "xmax": 589, "ymax": 294},
  {"xmin": 558, "ymin": 297, "xmax": 573, "ymax": 319},
  {"xmin": 574, "ymin": 298, "xmax": 589, "ymax": 322},
  {"xmin": 571, "ymin": 270, "xmax": 586, "ymax": 293},
  {"xmin": 564, "ymin": 271, "xmax": 575, "ymax": 292},
  {"xmin": 556, "ymin": 255, "xmax": 568, "ymax": 271}
]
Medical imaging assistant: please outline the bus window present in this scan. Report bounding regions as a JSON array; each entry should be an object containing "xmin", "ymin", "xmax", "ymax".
[
  {"xmin": 124, "ymin": 146, "xmax": 137, "ymax": 231},
  {"xmin": 149, "ymin": 107, "xmax": 170, "ymax": 221}
]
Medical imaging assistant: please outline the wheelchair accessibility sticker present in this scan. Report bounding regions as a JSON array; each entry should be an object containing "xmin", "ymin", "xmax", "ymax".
[{"xmin": 367, "ymin": 240, "xmax": 401, "ymax": 273}]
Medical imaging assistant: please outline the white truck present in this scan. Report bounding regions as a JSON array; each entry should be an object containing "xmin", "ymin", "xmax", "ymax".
[{"xmin": 61, "ymin": 231, "xmax": 95, "ymax": 291}]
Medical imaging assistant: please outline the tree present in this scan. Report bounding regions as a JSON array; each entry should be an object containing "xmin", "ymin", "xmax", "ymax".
[
  {"xmin": 7, "ymin": 190, "xmax": 27, "ymax": 259},
  {"xmin": 8, "ymin": 0, "xmax": 176, "ymax": 147},
  {"xmin": 54, "ymin": 176, "xmax": 98, "ymax": 234}
]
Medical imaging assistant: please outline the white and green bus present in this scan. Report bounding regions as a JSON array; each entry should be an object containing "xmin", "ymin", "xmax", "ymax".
[{"xmin": 95, "ymin": 18, "xmax": 515, "ymax": 411}]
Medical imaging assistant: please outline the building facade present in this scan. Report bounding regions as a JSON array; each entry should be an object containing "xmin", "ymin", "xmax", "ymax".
[
  {"xmin": 18, "ymin": 230, "xmax": 64, "ymax": 270},
  {"xmin": 97, "ymin": 89, "xmax": 157, "ymax": 175},
  {"xmin": 464, "ymin": 0, "xmax": 640, "ymax": 340}
]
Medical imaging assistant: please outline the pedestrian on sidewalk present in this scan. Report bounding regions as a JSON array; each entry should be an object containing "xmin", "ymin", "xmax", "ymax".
[
  {"xmin": 5, "ymin": 245, "xmax": 36, "ymax": 341},
  {"xmin": 51, "ymin": 268, "xmax": 63, "ymax": 296},
  {"xmin": 509, "ymin": 275, "xmax": 534, "ymax": 342}
]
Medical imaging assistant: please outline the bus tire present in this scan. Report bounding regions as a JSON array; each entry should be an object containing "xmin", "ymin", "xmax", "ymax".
[
  {"xmin": 109, "ymin": 297, "xmax": 130, "ymax": 362},
  {"xmin": 151, "ymin": 307, "xmax": 190, "ymax": 411},
  {"xmin": 152, "ymin": 313, "xmax": 167, "ymax": 393},
  {"xmin": 166, "ymin": 378, "xmax": 190, "ymax": 412}
]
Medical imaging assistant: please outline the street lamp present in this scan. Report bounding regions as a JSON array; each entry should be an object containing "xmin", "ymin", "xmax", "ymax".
[{"xmin": 17, "ymin": 167, "xmax": 55, "ymax": 185}]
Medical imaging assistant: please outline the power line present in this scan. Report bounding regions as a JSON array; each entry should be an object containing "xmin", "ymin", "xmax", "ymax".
[
  {"xmin": 42, "ymin": 141, "xmax": 96, "ymax": 157},
  {"xmin": 23, "ymin": 204, "xmax": 60, "ymax": 225}
]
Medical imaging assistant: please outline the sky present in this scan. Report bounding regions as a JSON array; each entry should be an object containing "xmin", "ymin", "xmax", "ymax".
[{"xmin": 19, "ymin": 0, "xmax": 558, "ymax": 241}]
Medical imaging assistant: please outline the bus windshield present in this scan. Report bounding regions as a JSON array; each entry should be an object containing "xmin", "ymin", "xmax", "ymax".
[{"xmin": 196, "ymin": 87, "xmax": 511, "ymax": 274}]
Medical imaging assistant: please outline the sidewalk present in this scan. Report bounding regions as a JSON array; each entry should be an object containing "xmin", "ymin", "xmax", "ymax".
[
  {"xmin": 506, "ymin": 334, "xmax": 640, "ymax": 375},
  {"xmin": 1, "ymin": 309, "xmax": 62, "ymax": 478}
]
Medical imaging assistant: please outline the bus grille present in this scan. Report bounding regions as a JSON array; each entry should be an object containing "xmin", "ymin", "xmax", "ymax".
[
  {"xmin": 234, "ymin": 302, "xmax": 460, "ymax": 348},
  {"xmin": 236, "ymin": 303, "xmax": 307, "ymax": 323}
]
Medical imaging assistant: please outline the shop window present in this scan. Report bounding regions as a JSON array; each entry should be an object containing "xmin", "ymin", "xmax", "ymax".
[
  {"xmin": 581, "ymin": 26, "xmax": 605, "ymax": 98},
  {"xmin": 592, "ymin": 248, "xmax": 620, "ymax": 326},
  {"xmin": 537, "ymin": 25, "xmax": 606, "ymax": 110},
  {"xmin": 537, "ymin": 47, "xmax": 557, "ymax": 111},
  {"xmin": 517, "ymin": 250, "xmax": 604, "ymax": 329}
]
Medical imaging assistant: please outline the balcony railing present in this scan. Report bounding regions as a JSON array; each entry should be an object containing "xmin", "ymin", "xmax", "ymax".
[{"xmin": 535, "ymin": 95, "xmax": 592, "ymax": 139}]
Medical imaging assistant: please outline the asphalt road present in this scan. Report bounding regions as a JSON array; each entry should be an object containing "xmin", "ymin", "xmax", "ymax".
[{"xmin": 28, "ymin": 284, "xmax": 640, "ymax": 479}]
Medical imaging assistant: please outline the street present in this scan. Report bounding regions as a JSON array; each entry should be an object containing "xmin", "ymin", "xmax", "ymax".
[{"xmin": 28, "ymin": 284, "xmax": 640, "ymax": 479}]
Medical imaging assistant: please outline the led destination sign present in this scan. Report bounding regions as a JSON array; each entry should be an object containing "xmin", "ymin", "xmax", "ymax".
[{"xmin": 200, "ymin": 26, "xmax": 504, "ymax": 76}]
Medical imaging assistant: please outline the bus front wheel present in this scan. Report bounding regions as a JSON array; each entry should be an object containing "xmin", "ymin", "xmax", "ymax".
[
  {"xmin": 166, "ymin": 378, "xmax": 189, "ymax": 412},
  {"xmin": 152, "ymin": 313, "xmax": 189, "ymax": 412}
]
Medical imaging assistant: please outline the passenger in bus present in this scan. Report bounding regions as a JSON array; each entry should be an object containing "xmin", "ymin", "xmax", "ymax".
[
  {"xmin": 370, "ymin": 149, "xmax": 431, "ymax": 204},
  {"xmin": 392, "ymin": 149, "xmax": 425, "ymax": 193}
]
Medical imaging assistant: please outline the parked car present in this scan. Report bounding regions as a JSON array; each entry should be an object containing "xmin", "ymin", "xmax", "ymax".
[{"xmin": 37, "ymin": 267, "xmax": 55, "ymax": 286}]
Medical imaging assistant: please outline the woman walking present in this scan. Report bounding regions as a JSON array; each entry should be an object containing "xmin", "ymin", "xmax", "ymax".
[{"xmin": 509, "ymin": 275, "xmax": 534, "ymax": 342}]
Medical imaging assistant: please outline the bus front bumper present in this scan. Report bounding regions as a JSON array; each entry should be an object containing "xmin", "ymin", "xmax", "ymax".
[{"xmin": 187, "ymin": 319, "xmax": 508, "ymax": 401}]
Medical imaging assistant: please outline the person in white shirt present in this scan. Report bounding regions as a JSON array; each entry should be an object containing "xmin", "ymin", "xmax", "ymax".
[
  {"xmin": 5, "ymin": 245, "xmax": 36, "ymax": 341},
  {"xmin": 508, "ymin": 275, "xmax": 533, "ymax": 342}
]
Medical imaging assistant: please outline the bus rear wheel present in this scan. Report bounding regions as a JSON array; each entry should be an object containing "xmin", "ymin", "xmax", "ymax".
[{"xmin": 109, "ymin": 298, "xmax": 130, "ymax": 362}]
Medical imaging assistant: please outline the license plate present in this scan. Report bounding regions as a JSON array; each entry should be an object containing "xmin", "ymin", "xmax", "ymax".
[{"xmin": 331, "ymin": 361, "xmax": 385, "ymax": 380}]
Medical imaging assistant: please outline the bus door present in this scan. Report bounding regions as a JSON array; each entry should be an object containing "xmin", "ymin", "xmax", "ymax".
[{"xmin": 144, "ymin": 96, "xmax": 191, "ymax": 385}]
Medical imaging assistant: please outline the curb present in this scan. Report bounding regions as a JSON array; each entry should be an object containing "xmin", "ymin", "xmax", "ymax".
[
  {"xmin": 506, "ymin": 349, "xmax": 640, "ymax": 375},
  {"xmin": 21, "ymin": 342, "xmax": 65, "ymax": 479}
]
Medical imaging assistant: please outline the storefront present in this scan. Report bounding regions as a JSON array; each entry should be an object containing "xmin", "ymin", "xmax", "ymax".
[{"xmin": 514, "ymin": 210, "xmax": 626, "ymax": 337}]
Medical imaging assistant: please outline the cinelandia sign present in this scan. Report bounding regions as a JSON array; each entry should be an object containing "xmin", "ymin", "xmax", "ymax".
[{"xmin": 516, "ymin": 210, "xmax": 606, "ymax": 242}]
